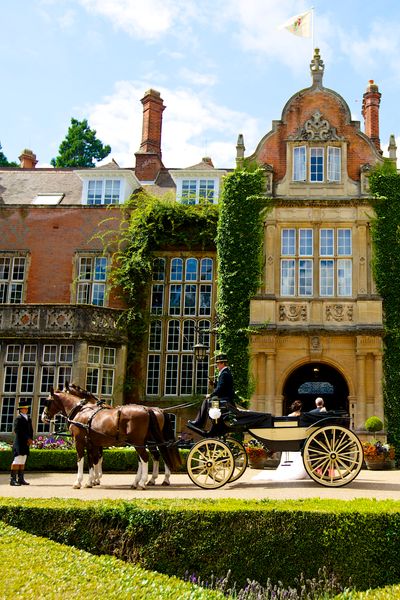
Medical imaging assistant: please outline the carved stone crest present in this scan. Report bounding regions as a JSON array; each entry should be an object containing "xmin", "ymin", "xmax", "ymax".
[
  {"xmin": 279, "ymin": 303, "xmax": 307, "ymax": 322},
  {"xmin": 290, "ymin": 111, "xmax": 343, "ymax": 142},
  {"xmin": 326, "ymin": 304, "xmax": 353, "ymax": 322}
]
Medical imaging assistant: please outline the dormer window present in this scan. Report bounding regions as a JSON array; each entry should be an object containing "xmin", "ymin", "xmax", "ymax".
[
  {"xmin": 87, "ymin": 179, "xmax": 121, "ymax": 205},
  {"xmin": 293, "ymin": 146, "xmax": 341, "ymax": 183},
  {"xmin": 181, "ymin": 179, "xmax": 216, "ymax": 204}
]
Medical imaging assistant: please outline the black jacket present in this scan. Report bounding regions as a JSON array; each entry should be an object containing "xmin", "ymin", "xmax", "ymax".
[
  {"xmin": 212, "ymin": 367, "xmax": 234, "ymax": 401},
  {"xmin": 13, "ymin": 413, "xmax": 33, "ymax": 457}
]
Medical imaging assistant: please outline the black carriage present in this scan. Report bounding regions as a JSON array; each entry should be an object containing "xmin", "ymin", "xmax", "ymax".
[{"xmin": 187, "ymin": 399, "xmax": 364, "ymax": 489}]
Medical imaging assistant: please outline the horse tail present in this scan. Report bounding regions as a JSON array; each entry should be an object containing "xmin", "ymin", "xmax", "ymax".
[
  {"xmin": 162, "ymin": 412, "xmax": 182, "ymax": 470},
  {"xmin": 148, "ymin": 409, "xmax": 181, "ymax": 472}
]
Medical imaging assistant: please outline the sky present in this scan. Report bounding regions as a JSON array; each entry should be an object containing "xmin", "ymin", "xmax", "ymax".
[{"xmin": 2, "ymin": 0, "xmax": 400, "ymax": 169}]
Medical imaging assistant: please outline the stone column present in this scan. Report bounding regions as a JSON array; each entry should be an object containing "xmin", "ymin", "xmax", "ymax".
[
  {"xmin": 356, "ymin": 353, "xmax": 367, "ymax": 429},
  {"xmin": 114, "ymin": 344, "xmax": 128, "ymax": 406},
  {"xmin": 357, "ymin": 224, "xmax": 368, "ymax": 295},
  {"xmin": 265, "ymin": 223, "xmax": 276, "ymax": 294},
  {"xmin": 373, "ymin": 352, "xmax": 384, "ymax": 421},
  {"xmin": 74, "ymin": 341, "xmax": 88, "ymax": 387}
]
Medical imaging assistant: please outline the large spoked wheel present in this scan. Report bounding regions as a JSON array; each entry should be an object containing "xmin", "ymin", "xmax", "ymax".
[
  {"xmin": 187, "ymin": 439, "xmax": 235, "ymax": 489},
  {"xmin": 225, "ymin": 437, "xmax": 248, "ymax": 483},
  {"xmin": 303, "ymin": 425, "xmax": 363, "ymax": 487}
]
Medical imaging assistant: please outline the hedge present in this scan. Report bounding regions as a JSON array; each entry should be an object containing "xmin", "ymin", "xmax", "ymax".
[
  {"xmin": 0, "ymin": 448, "xmax": 189, "ymax": 473},
  {"xmin": 0, "ymin": 521, "xmax": 223, "ymax": 599},
  {"xmin": 0, "ymin": 497, "xmax": 400, "ymax": 591}
]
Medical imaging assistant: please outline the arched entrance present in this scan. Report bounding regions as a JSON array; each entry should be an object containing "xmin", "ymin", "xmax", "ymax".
[{"xmin": 282, "ymin": 362, "xmax": 349, "ymax": 414}]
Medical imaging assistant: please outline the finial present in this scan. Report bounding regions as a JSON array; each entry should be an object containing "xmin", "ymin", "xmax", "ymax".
[
  {"xmin": 310, "ymin": 48, "xmax": 324, "ymax": 88},
  {"xmin": 388, "ymin": 134, "xmax": 397, "ymax": 163},
  {"xmin": 236, "ymin": 134, "xmax": 245, "ymax": 167}
]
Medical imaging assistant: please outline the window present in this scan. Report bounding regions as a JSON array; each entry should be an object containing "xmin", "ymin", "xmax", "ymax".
[
  {"xmin": 180, "ymin": 179, "xmax": 216, "ymax": 204},
  {"xmin": 280, "ymin": 228, "xmax": 352, "ymax": 298},
  {"xmin": 0, "ymin": 343, "xmax": 74, "ymax": 433},
  {"xmin": 76, "ymin": 255, "xmax": 108, "ymax": 306},
  {"xmin": 86, "ymin": 180, "xmax": 121, "ymax": 205},
  {"xmin": 292, "ymin": 146, "xmax": 341, "ymax": 183},
  {"xmin": 280, "ymin": 229, "xmax": 313, "ymax": 297},
  {"xmin": 86, "ymin": 346, "xmax": 116, "ymax": 398},
  {"xmin": 0, "ymin": 255, "xmax": 27, "ymax": 304},
  {"xmin": 146, "ymin": 256, "xmax": 216, "ymax": 396}
]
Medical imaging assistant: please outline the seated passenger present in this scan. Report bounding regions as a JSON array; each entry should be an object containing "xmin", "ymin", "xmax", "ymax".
[
  {"xmin": 288, "ymin": 400, "xmax": 302, "ymax": 416},
  {"xmin": 308, "ymin": 397, "xmax": 327, "ymax": 415}
]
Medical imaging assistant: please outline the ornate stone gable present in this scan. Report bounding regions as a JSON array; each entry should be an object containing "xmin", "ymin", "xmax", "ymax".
[{"xmin": 289, "ymin": 110, "xmax": 343, "ymax": 142}]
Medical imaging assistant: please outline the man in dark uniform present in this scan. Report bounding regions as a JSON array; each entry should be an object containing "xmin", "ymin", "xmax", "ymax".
[
  {"xmin": 188, "ymin": 353, "xmax": 236, "ymax": 435},
  {"xmin": 10, "ymin": 400, "xmax": 33, "ymax": 486}
]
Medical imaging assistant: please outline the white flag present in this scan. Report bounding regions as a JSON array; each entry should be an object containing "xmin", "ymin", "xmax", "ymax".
[{"xmin": 280, "ymin": 10, "xmax": 312, "ymax": 38}]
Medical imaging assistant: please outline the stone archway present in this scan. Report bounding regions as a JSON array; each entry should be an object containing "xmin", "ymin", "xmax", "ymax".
[{"xmin": 282, "ymin": 362, "xmax": 349, "ymax": 414}]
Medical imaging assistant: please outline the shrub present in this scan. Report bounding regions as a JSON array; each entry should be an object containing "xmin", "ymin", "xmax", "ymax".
[
  {"xmin": 1, "ymin": 497, "xmax": 400, "ymax": 591},
  {"xmin": 365, "ymin": 416, "xmax": 384, "ymax": 433}
]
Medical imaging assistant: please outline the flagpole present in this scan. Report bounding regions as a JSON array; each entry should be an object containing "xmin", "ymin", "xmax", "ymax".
[{"xmin": 312, "ymin": 7, "xmax": 315, "ymax": 52}]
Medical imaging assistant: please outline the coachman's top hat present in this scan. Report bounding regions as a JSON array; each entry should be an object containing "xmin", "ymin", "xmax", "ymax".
[
  {"xmin": 18, "ymin": 401, "xmax": 30, "ymax": 410},
  {"xmin": 215, "ymin": 353, "xmax": 228, "ymax": 363}
]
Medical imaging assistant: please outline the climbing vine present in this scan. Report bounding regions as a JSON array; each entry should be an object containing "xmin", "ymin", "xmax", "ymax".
[
  {"xmin": 369, "ymin": 162, "xmax": 400, "ymax": 452},
  {"xmin": 216, "ymin": 168, "xmax": 271, "ymax": 399},
  {"xmin": 107, "ymin": 193, "xmax": 218, "ymax": 398}
]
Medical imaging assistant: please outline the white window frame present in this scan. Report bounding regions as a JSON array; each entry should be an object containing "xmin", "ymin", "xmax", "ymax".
[
  {"xmin": 85, "ymin": 179, "xmax": 123, "ymax": 205},
  {"xmin": 177, "ymin": 178, "xmax": 219, "ymax": 204},
  {"xmin": 292, "ymin": 146, "xmax": 342, "ymax": 184},
  {"xmin": 76, "ymin": 255, "xmax": 108, "ymax": 307}
]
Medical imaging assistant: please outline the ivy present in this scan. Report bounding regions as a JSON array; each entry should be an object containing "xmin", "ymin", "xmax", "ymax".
[
  {"xmin": 108, "ymin": 193, "xmax": 219, "ymax": 398},
  {"xmin": 216, "ymin": 168, "xmax": 271, "ymax": 400},
  {"xmin": 369, "ymin": 163, "xmax": 400, "ymax": 453}
]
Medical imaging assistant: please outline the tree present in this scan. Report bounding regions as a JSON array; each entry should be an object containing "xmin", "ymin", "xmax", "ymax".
[
  {"xmin": 0, "ymin": 143, "xmax": 18, "ymax": 167},
  {"xmin": 51, "ymin": 118, "xmax": 111, "ymax": 168}
]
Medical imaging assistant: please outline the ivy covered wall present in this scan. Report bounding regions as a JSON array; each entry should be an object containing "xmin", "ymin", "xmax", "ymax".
[
  {"xmin": 216, "ymin": 168, "xmax": 270, "ymax": 400},
  {"xmin": 370, "ymin": 167, "xmax": 400, "ymax": 451}
]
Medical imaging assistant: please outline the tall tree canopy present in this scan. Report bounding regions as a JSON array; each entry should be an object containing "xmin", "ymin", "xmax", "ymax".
[
  {"xmin": 0, "ymin": 143, "xmax": 18, "ymax": 167},
  {"xmin": 51, "ymin": 118, "xmax": 111, "ymax": 168}
]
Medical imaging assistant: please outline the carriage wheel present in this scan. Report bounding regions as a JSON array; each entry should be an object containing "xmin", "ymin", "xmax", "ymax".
[
  {"xmin": 187, "ymin": 439, "xmax": 235, "ymax": 489},
  {"xmin": 303, "ymin": 425, "xmax": 363, "ymax": 487},
  {"xmin": 225, "ymin": 437, "xmax": 248, "ymax": 482}
]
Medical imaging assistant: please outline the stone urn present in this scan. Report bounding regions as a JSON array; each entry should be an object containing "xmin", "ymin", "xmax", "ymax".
[{"xmin": 365, "ymin": 457, "xmax": 396, "ymax": 471}]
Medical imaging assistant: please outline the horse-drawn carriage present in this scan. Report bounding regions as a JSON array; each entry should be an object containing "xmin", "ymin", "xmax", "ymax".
[{"xmin": 187, "ymin": 399, "xmax": 364, "ymax": 489}]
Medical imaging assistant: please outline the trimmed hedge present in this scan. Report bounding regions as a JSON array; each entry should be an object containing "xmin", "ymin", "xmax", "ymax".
[
  {"xmin": 0, "ymin": 448, "xmax": 189, "ymax": 472},
  {"xmin": 0, "ymin": 497, "xmax": 400, "ymax": 591},
  {"xmin": 0, "ymin": 521, "xmax": 223, "ymax": 599}
]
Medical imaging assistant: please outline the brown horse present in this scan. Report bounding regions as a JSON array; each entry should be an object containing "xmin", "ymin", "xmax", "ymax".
[
  {"xmin": 42, "ymin": 388, "xmax": 181, "ymax": 490},
  {"xmin": 63, "ymin": 382, "xmax": 179, "ymax": 487}
]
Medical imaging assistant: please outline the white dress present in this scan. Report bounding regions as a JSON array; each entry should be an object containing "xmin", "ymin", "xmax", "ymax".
[{"xmin": 252, "ymin": 451, "xmax": 308, "ymax": 482}]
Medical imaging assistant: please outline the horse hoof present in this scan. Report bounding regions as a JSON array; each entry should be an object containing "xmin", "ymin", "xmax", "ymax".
[
  {"xmin": 161, "ymin": 480, "xmax": 171, "ymax": 486},
  {"xmin": 137, "ymin": 484, "xmax": 146, "ymax": 490},
  {"xmin": 84, "ymin": 483, "xmax": 93, "ymax": 488},
  {"xmin": 73, "ymin": 484, "xmax": 81, "ymax": 489},
  {"xmin": 130, "ymin": 484, "xmax": 137, "ymax": 489},
  {"xmin": 147, "ymin": 480, "xmax": 156, "ymax": 486}
]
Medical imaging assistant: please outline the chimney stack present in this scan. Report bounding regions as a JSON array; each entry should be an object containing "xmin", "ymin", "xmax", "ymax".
[
  {"xmin": 19, "ymin": 148, "xmax": 37, "ymax": 169},
  {"xmin": 135, "ymin": 89, "xmax": 165, "ymax": 181},
  {"xmin": 362, "ymin": 80, "xmax": 381, "ymax": 151}
]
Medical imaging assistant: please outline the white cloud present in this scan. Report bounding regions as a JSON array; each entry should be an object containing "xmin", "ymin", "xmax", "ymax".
[
  {"xmin": 78, "ymin": 0, "xmax": 190, "ymax": 40},
  {"xmin": 179, "ymin": 68, "xmax": 217, "ymax": 87},
  {"xmin": 84, "ymin": 81, "xmax": 260, "ymax": 169}
]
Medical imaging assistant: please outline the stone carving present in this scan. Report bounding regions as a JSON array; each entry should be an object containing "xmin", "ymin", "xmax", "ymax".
[
  {"xmin": 290, "ymin": 110, "xmax": 342, "ymax": 142},
  {"xmin": 326, "ymin": 304, "xmax": 353, "ymax": 322},
  {"xmin": 11, "ymin": 308, "xmax": 39, "ymax": 329},
  {"xmin": 279, "ymin": 303, "xmax": 307, "ymax": 322},
  {"xmin": 310, "ymin": 336, "xmax": 321, "ymax": 351},
  {"xmin": 46, "ymin": 308, "xmax": 74, "ymax": 329}
]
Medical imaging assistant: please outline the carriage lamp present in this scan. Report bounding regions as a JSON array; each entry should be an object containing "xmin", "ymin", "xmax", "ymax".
[
  {"xmin": 193, "ymin": 341, "xmax": 208, "ymax": 361},
  {"xmin": 209, "ymin": 399, "xmax": 221, "ymax": 421}
]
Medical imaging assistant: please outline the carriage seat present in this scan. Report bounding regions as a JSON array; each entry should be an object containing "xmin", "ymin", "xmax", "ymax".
[
  {"xmin": 217, "ymin": 400, "xmax": 272, "ymax": 428},
  {"xmin": 299, "ymin": 410, "xmax": 350, "ymax": 428}
]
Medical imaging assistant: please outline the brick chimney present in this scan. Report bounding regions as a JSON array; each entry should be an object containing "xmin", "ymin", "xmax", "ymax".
[
  {"xmin": 135, "ymin": 89, "xmax": 165, "ymax": 181},
  {"xmin": 362, "ymin": 80, "xmax": 381, "ymax": 151},
  {"xmin": 19, "ymin": 148, "xmax": 37, "ymax": 169}
]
